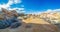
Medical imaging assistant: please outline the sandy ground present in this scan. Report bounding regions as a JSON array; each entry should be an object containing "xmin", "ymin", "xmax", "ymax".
[{"xmin": 0, "ymin": 17, "xmax": 60, "ymax": 32}]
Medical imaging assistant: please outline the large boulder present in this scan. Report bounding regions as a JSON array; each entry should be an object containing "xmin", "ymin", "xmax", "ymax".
[{"xmin": 0, "ymin": 8, "xmax": 22, "ymax": 29}]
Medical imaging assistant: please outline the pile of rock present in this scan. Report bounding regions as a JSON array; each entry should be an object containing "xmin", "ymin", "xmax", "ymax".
[{"xmin": 0, "ymin": 8, "xmax": 21, "ymax": 29}]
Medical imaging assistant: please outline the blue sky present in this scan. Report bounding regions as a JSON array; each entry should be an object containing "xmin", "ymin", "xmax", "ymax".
[{"xmin": 0, "ymin": 0, "xmax": 60, "ymax": 14}]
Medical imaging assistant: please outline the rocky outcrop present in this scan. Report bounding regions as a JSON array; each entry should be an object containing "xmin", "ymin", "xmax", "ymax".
[
  {"xmin": 0, "ymin": 8, "xmax": 21, "ymax": 29},
  {"xmin": 0, "ymin": 8, "xmax": 60, "ymax": 32}
]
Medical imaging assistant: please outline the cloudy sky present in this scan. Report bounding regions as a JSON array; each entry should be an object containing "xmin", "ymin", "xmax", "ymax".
[{"xmin": 0, "ymin": 0, "xmax": 60, "ymax": 14}]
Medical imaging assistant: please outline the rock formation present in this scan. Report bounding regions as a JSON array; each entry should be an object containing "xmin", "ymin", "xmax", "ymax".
[{"xmin": 0, "ymin": 8, "xmax": 21, "ymax": 29}]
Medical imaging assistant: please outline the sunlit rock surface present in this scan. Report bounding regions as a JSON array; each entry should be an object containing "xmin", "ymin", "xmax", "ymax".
[
  {"xmin": 0, "ymin": 8, "xmax": 21, "ymax": 29},
  {"xmin": 0, "ymin": 8, "xmax": 60, "ymax": 32}
]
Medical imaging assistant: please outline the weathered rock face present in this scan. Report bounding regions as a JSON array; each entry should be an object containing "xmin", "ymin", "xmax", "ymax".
[
  {"xmin": 0, "ymin": 8, "xmax": 21, "ymax": 29},
  {"xmin": 1, "ymin": 8, "xmax": 18, "ymax": 18},
  {"xmin": 39, "ymin": 12, "xmax": 60, "ymax": 24},
  {"xmin": 0, "ymin": 8, "xmax": 60, "ymax": 32}
]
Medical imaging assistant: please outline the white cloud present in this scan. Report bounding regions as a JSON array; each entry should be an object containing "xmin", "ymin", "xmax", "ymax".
[
  {"xmin": 8, "ymin": 7, "xmax": 24, "ymax": 10},
  {"xmin": 13, "ymin": 0, "xmax": 22, "ymax": 4},
  {"xmin": 0, "ymin": 0, "xmax": 25, "ymax": 13},
  {"xmin": 30, "ymin": 9, "xmax": 60, "ymax": 14},
  {"xmin": 44, "ymin": 9, "xmax": 60, "ymax": 13},
  {"xmin": 0, "ymin": 0, "xmax": 22, "ymax": 8},
  {"xmin": 8, "ymin": 7, "xmax": 25, "ymax": 13}
]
